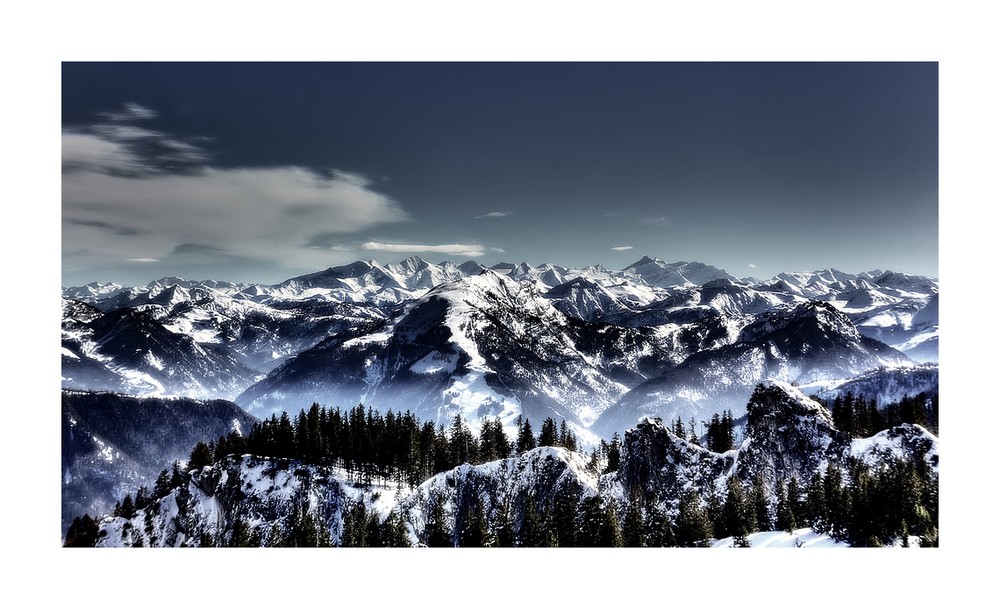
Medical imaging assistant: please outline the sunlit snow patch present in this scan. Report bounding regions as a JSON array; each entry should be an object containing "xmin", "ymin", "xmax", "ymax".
[{"xmin": 409, "ymin": 351, "xmax": 459, "ymax": 375}]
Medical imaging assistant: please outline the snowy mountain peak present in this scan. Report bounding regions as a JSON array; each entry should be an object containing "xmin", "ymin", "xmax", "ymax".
[
  {"xmin": 458, "ymin": 260, "xmax": 486, "ymax": 275},
  {"xmin": 625, "ymin": 255, "xmax": 663, "ymax": 269},
  {"xmin": 623, "ymin": 257, "xmax": 740, "ymax": 288},
  {"xmin": 752, "ymin": 380, "xmax": 833, "ymax": 425},
  {"xmin": 391, "ymin": 255, "xmax": 431, "ymax": 274},
  {"xmin": 737, "ymin": 301, "xmax": 861, "ymax": 344}
]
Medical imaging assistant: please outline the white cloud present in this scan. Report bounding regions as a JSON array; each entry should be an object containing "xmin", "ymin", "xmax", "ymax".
[
  {"xmin": 360, "ymin": 242, "xmax": 486, "ymax": 256},
  {"xmin": 63, "ymin": 126, "xmax": 209, "ymax": 174},
  {"xmin": 62, "ymin": 132, "xmax": 148, "ymax": 174},
  {"xmin": 611, "ymin": 245, "xmax": 634, "ymax": 251},
  {"xmin": 64, "ymin": 165, "xmax": 408, "ymax": 268},
  {"xmin": 747, "ymin": 263, "xmax": 757, "ymax": 269},
  {"xmin": 64, "ymin": 107, "xmax": 512, "ymax": 282},
  {"xmin": 63, "ymin": 112, "xmax": 409, "ymax": 273},
  {"xmin": 99, "ymin": 102, "xmax": 158, "ymax": 122}
]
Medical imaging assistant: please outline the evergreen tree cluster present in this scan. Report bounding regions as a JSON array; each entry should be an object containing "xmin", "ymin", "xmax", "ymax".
[
  {"xmin": 706, "ymin": 410, "xmax": 736, "ymax": 453},
  {"xmin": 68, "ymin": 396, "xmax": 937, "ymax": 548},
  {"xmin": 828, "ymin": 391, "xmax": 938, "ymax": 437},
  {"xmin": 428, "ymin": 486, "xmax": 626, "ymax": 548},
  {"xmin": 797, "ymin": 458, "xmax": 939, "ymax": 547},
  {"xmin": 210, "ymin": 405, "xmax": 579, "ymax": 488}
]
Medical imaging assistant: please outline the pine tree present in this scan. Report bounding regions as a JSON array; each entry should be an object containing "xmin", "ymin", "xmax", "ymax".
[
  {"xmin": 266, "ymin": 523, "xmax": 285, "ymax": 548},
  {"xmin": 775, "ymin": 480, "xmax": 797, "ymax": 533},
  {"xmin": 604, "ymin": 433, "xmax": 621, "ymax": 473},
  {"xmin": 563, "ymin": 426, "xmax": 578, "ymax": 452},
  {"xmin": 643, "ymin": 502, "xmax": 675, "ymax": 547},
  {"xmin": 557, "ymin": 420, "xmax": 569, "ymax": 448},
  {"xmin": 230, "ymin": 516, "xmax": 254, "ymax": 547},
  {"xmin": 622, "ymin": 493, "xmax": 645, "ymax": 547},
  {"xmin": 787, "ymin": 475, "xmax": 803, "ymax": 527},
  {"xmin": 805, "ymin": 471, "xmax": 827, "ymax": 532},
  {"xmin": 425, "ymin": 491, "xmax": 452, "ymax": 547},
  {"xmin": 824, "ymin": 466, "xmax": 850, "ymax": 540},
  {"xmin": 449, "ymin": 414, "xmax": 475, "ymax": 466},
  {"xmin": 341, "ymin": 502, "xmax": 371, "ymax": 547},
  {"xmin": 170, "ymin": 461, "xmax": 184, "ymax": 488},
  {"xmin": 688, "ymin": 418, "xmax": 700, "ymax": 445},
  {"xmin": 722, "ymin": 410, "xmax": 735, "ymax": 451},
  {"xmin": 705, "ymin": 481, "xmax": 725, "ymax": 539},
  {"xmin": 538, "ymin": 417, "xmax": 558, "ymax": 447},
  {"xmin": 517, "ymin": 417, "xmax": 537, "ymax": 454},
  {"xmin": 675, "ymin": 490, "xmax": 712, "ymax": 547},
  {"xmin": 118, "ymin": 493, "xmax": 135, "ymax": 519},
  {"xmin": 458, "ymin": 497, "xmax": 490, "ymax": 547},
  {"xmin": 748, "ymin": 474, "xmax": 771, "ymax": 532},
  {"xmin": 672, "ymin": 417, "xmax": 686, "ymax": 438},
  {"xmin": 493, "ymin": 500, "xmax": 516, "ymax": 547},
  {"xmin": 381, "ymin": 510, "xmax": 411, "ymax": 547},
  {"xmin": 518, "ymin": 494, "xmax": 544, "ymax": 547},
  {"xmin": 550, "ymin": 485, "xmax": 580, "ymax": 547},
  {"xmin": 64, "ymin": 514, "xmax": 100, "ymax": 547},
  {"xmin": 188, "ymin": 441, "xmax": 214, "ymax": 470},
  {"xmin": 153, "ymin": 469, "xmax": 172, "ymax": 499},
  {"xmin": 578, "ymin": 495, "xmax": 621, "ymax": 547},
  {"xmin": 723, "ymin": 476, "xmax": 749, "ymax": 539}
]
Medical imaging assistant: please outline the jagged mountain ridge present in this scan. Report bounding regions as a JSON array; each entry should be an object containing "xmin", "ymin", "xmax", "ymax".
[
  {"xmin": 237, "ymin": 270, "xmax": 686, "ymax": 434},
  {"xmin": 63, "ymin": 256, "xmax": 935, "ymax": 436},
  {"xmin": 592, "ymin": 302, "xmax": 912, "ymax": 436},
  {"xmin": 87, "ymin": 381, "xmax": 937, "ymax": 547}
]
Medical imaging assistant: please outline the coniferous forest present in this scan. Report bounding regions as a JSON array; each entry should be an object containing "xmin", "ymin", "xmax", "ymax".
[{"xmin": 66, "ymin": 387, "xmax": 938, "ymax": 548}]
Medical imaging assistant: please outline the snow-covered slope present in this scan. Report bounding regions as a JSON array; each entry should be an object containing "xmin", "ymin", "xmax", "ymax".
[
  {"xmin": 805, "ymin": 364, "xmax": 939, "ymax": 406},
  {"xmin": 237, "ymin": 270, "xmax": 684, "ymax": 432},
  {"xmin": 593, "ymin": 303, "xmax": 913, "ymax": 436},
  {"xmin": 62, "ymin": 391, "xmax": 256, "ymax": 535}
]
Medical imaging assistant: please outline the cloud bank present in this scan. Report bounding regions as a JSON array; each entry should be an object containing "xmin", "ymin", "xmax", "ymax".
[{"xmin": 63, "ymin": 108, "xmax": 408, "ymax": 278}]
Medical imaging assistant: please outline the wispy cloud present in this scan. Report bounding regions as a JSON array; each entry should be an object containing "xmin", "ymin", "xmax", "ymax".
[
  {"xmin": 475, "ymin": 211, "xmax": 511, "ymax": 219},
  {"xmin": 639, "ymin": 216, "xmax": 668, "ymax": 225},
  {"xmin": 747, "ymin": 263, "xmax": 757, "ymax": 269},
  {"xmin": 99, "ymin": 102, "xmax": 158, "ymax": 122},
  {"xmin": 63, "ymin": 125, "xmax": 209, "ymax": 176},
  {"xmin": 127, "ymin": 257, "xmax": 160, "ymax": 263},
  {"xmin": 360, "ymin": 242, "xmax": 487, "ymax": 257},
  {"xmin": 611, "ymin": 245, "xmax": 634, "ymax": 251}
]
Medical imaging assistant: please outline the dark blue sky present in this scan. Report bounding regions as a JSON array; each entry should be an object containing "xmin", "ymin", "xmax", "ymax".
[{"xmin": 62, "ymin": 62, "xmax": 937, "ymax": 285}]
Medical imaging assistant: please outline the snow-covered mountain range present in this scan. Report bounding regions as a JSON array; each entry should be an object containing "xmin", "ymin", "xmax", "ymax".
[{"xmin": 62, "ymin": 256, "xmax": 938, "ymax": 438}]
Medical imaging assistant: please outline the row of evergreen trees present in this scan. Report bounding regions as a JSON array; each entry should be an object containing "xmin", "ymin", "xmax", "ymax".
[
  {"xmin": 827, "ymin": 391, "xmax": 939, "ymax": 437},
  {"xmin": 669, "ymin": 410, "xmax": 736, "ymax": 452},
  {"xmin": 421, "ymin": 487, "xmax": 628, "ymax": 547},
  {"xmin": 404, "ymin": 454, "xmax": 937, "ymax": 548},
  {"xmin": 198, "ymin": 404, "xmax": 579, "ymax": 488}
]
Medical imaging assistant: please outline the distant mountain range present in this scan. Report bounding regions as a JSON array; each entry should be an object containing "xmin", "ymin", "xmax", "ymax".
[{"xmin": 63, "ymin": 256, "xmax": 938, "ymax": 439}]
